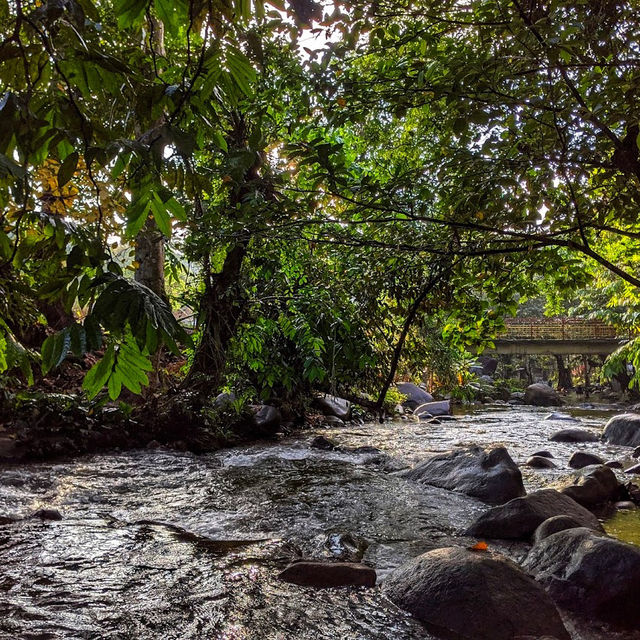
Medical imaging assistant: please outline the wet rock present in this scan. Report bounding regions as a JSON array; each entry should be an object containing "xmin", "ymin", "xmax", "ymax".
[
  {"xmin": 310, "ymin": 435, "xmax": 338, "ymax": 451},
  {"xmin": 568, "ymin": 451, "xmax": 604, "ymax": 469},
  {"xmin": 634, "ymin": 445, "xmax": 640, "ymax": 458},
  {"xmin": 0, "ymin": 515, "xmax": 19, "ymax": 525},
  {"xmin": 323, "ymin": 532, "xmax": 368, "ymax": 562},
  {"xmin": 312, "ymin": 395, "xmax": 351, "ymax": 421},
  {"xmin": 251, "ymin": 405, "xmax": 282, "ymax": 435},
  {"xmin": 383, "ymin": 547, "xmax": 570, "ymax": 640},
  {"xmin": 414, "ymin": 400, "xmax": 451, "ymax": 418},
  {"xmin": 615, "ymin": 501, "xmax": 636, "ymax": 510},
  {"xmin": 33, "ymin": 508, "xmax": 63, "ymax": 521},
  {"xmin": 532, "ymin": 450, "xmax": 554, "ymax": 458},
  {"xmin": 395, "ymin": 382, "xmax": 433, "ymax": 411},
  {"xmin": 559, "ymin": 465, "xmax": 621, "ymax": 507},
  {"xmin": 605, "ymin": 460, "xmax": 623, "ymax": 469},
  {"xmin": 403, "ymin": 446, "xmax": 525, "ymax": 505},
  {"xmin": 602, "ymin": 413, "xmax": 640, "ymax": 447},
  {"xmin": 510, "ymin": 391, "xmax": 526, "ymax": 401},
  {"xmin": 549, "ymin": 428, "xmax": 598, "ymax": 443},
  {"xmin": 466, "ymin": 489, "xmax": 603, "ymax": 539},
  {"xmin": 523, "ymin": 527, "xmax": 640, "ymax": 628},
  {"xmin": 544, "ymin": 412, "xmax": 578, "ymax": 422},
  {"xmin": 350, "ymin": 445, "xmax": 382, "ymax": 455},
  {"xmin": 526, "ymin": 456, "xmax": 556, "ymax": 469},
  {"xmin": 479, "ymin": 356, "xmax": 498, "ymax": 376},
  {"xmin": 320, "ymin": 415, "xmax": 345, "ymax": 428},
  {"xmin": 524, "ymin": 383, "xmax": 560, "ymax": 407},
  {"xmin": 533, "ymin": 515, "xmax": 585, "ymax": 543},
  {"xmin": 624, "ymin": 463, "xmax": 640, "ymax": 474},
  {"xmin": 278, "ymin": 561, "xmax": 376, "ymax": 588}
]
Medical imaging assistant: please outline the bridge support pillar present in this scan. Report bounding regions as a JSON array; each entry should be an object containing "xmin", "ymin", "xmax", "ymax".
[{"xmin": 583, "ymin": 355, "xmax": 590, "ymax": 399}]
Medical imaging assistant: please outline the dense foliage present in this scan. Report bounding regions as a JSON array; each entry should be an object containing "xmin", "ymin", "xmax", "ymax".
[{"xmin": 1, "ymin": 0, "xmax": 639, "ymax": 409}]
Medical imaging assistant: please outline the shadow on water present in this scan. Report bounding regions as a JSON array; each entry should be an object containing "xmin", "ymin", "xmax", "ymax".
[{"xmin": 0, "ymin": 405, "xmax": 639, "ymax": 639}]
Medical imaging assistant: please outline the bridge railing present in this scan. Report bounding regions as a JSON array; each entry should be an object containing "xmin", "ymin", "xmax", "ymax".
[{"xmin": 500, "ymin": 318, "xmax": 618, "ymax": 340}]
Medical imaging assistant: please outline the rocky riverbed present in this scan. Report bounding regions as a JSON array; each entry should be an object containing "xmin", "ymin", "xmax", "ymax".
[{"xmin": 1, "ymin": 405, "xmax": 639, "ymax": 639}]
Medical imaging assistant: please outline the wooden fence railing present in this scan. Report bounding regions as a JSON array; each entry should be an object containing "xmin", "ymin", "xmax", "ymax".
[{"xmin": 501, "ymin": 318, "xmax": 618, "ymax": 340}]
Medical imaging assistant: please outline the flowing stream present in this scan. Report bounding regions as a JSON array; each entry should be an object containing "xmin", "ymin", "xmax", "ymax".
[{"xmin": 1, "ymin": 405, "xmax": 639, "ymax": 640}]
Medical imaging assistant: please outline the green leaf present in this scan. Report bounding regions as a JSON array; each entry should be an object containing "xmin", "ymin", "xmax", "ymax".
[
  {"xmin": 83, "ymin": 344, "xmax": 116, "ymax": 399},
  {"xmin": 58, "ymin": 151, "xmax": 79, "ymax": 187}
]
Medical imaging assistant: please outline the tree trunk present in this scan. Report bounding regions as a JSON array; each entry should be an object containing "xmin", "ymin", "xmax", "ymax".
[
  {"xmin": 555, "ymin": 354, "xmax": 572, "ymax": 390},
  {"xmin": 187, "ymin": 242, "xmax": 249, "ymax": 388},
  {"xmin": 134, "ymin": 16, "xmax": 167, "ymax": 300},
  {"xmin": 134, "ymin": 218, "xmax": 166, "ymax": 300}
]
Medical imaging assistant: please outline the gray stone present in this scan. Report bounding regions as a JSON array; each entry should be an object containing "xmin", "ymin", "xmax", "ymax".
[
  {"xmin": 33, "ymin": 508, "xmax": 63, "ymax": 521},
  {"xmin": 559, "ymin": 465, "xmax": 621, "ymax": 507},
  {"xmin": 523, "ymin": 527, "xmax": 640, "ymax": 628},
  {"xmin": 533, "ymin": 515, "xmax": 585, "ymax": 543},
  {"xmin": 549, "ymin": 428, "xmax": 598, "ymax": 443},
  {"xmin": 251, "ymin": 405, "xmax": 282, "ymax": 435},
  {"xmin": 568, "ymin": 451, "xmax": 604, "ymax": 469},
  {"xmin": 214, "ymin": 391, "xmax": 236, "ymax": 409},
  {"xmin": 310, "ymin": 435, "xmax": 338, "ymax": 450},
  {"xmin": 414, "ymin": 400, "xmax": 451, "ymax": 418},
  {"xmin": 602, "ymin": 413, "xmax": 640, "ymax": 447},
  {"xmin": 383, "ymin": 547, "xmax": 570, "ymax": 640},
  {"xmin": 531, "ymin": 450, "xmax": 554, "ymax": 458},
  {"xmin": 321, "ymin": 415, "xmax": 345, "ymax": 428},
  {"xmin": 524, "ymin": 383, "xmax": 560, "ymax": 407},
  {"xmin": 313, "ymin": 395, "xmax": 351, "ymax": 420},
  {"xmin": 466, "ymin": 489, "xmax": 603, "ymax": 539},
  {"xmin": 403, "ymin": 446, "xmax": 525, "ymax": 505},
  {"xmin": 605, "ymin": 460, "xmax": 623, "ymax": 469},
  {"xmin": 396, "ymin": 382, "xmax": 434, "ymax": 410},
  {"xmin": 544, "ymin": 412, "xmax": 578, "ymax": 422},
  {"xmin": 526, "ymin": 456, "xmax": 556, "ymax": 469},
  {"xmin": 278, "ymin": 561, "xmax": 376, "ymax": 588}
]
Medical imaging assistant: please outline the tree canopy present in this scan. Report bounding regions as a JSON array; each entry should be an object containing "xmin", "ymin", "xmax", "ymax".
[{"xmin": 1, "ymin": 0, "xmax": 639, "ymax": 406}]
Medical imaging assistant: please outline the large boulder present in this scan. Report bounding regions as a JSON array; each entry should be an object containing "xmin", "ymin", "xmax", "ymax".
[
  {"xmin": 383, "ymin": 547, "xmax": 570, "ymax": 640},
  {"xmin": 523, "ymin": 528, "xmax": 640, "ymax": 628},
  {"xmin": 466, "ymin": 489, "xmax": 603, "ymax": 539},
  {"xmin": 395, "ymin": 382, "xmax": 434, "ymax": 410},
  {"xmin": 559, "ymin": 465, "xmax": 622, "ymax": 507},
  {"xmin": 414, "ymin": 400, "xmax": 451, "ymax": 418},
  {"xmin": 533, "ymin": 515, "xmax": 585, "ymax": 543},
  {"xmin": 278, "ymin": 561, "xmax": 376, "ymax": 588},
  {"xmin": 403, "ymin": 446, "xmax": 525, "ymax": 505},
  {"xmin": 312, "ymin": 395, "xmax": 351, "ymax": 421},
  {"xmin": 602, "ymin": 413, "xmax": 640, "ymax": 447},
  {"xmin": 524, "ymin": 383, "xmax": 560, "ymax": 407},
  {"xmin": 479, "ymin": 356, "xmax": 498, "ymax": 376},
  {"xmin": 250, "ymin": 405, "xmax": 282, "ymax": 435},
  {"xmin": 568, "ymin": 451, "xmax": 604, "ymax": 469},
  {"xmin": 549, "ymin": 428, "xmax": 598, "ymax": 443}
]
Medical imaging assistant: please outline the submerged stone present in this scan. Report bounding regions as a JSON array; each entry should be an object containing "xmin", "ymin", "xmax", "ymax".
[{"xmin": 278, "ymin": 561, "xmax": 376, "ymax": 588}]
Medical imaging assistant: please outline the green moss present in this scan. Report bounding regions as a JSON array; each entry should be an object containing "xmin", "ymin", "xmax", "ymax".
[{"xmin": 604, "ymin": 509, "xmax": 640, "ymax": 547}]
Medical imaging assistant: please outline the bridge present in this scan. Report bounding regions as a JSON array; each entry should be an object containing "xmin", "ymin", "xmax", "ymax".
[{"xmin": 489, "ymin": 318, "xmax": 625, "ymax": 355}]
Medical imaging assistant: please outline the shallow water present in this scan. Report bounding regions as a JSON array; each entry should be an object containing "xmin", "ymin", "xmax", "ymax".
[{"xmin": 0, "ymin": 405, "xmax": 639, "ymax": 639}]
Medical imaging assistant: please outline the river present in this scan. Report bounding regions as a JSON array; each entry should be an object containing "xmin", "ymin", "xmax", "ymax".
[{"xmin": 1, "ymin": 405, "xmax": 639, "ymax": 639}]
